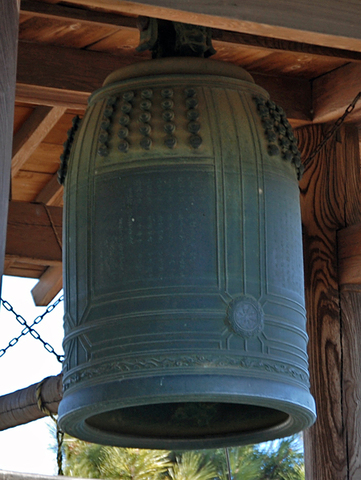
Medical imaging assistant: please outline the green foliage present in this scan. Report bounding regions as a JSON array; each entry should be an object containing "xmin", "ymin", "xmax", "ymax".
[
  {"xmin": 99, "ymin": 448, "xmax": 172, "ymax": 480},
  {"xmin": 253, "ymin": 436, "xmax": 305, "ymax": 480},
  {"xmin": 168, "ymin": 452, "xmax": 217, "ymax": 480},
  {"xmin": 63, "ymin": 438, "xmax": 103, "ymax": 478},
  {"xmin": 224, "ymin": 446, "xmax": 263, "ymax": 480},
  {"xmin": 61, "ymin": 434, "xmax": 305, "ymax": 480},
  {"xmin": 198, "ymin": 446, "xmax": 262, "ymax": 480}
]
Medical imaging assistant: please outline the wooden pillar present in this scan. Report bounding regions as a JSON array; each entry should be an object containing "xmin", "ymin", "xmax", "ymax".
[
  {"xmin": 297, "ymin": 124, "xmax": 361, "ymax": 479},
  {"xmin": 337, "ymin": 224, "xmax": 361, "ymax": 478},
  {"xmin": 0, "ymin": 0, "xmax": 19, "ymax": 293}
]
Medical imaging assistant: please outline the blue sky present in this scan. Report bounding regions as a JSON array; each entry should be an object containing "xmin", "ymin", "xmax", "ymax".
[{"xmin": 0, "ymin": 275, "xmax": 64, "ymax": 475}]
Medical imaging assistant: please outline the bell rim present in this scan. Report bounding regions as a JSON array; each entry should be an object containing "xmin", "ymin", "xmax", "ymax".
[{"xmin": 59, "ymin": 373, "xmax": 316, "ymax": 449}]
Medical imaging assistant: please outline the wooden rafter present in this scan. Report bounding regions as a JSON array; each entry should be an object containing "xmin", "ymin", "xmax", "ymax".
[
  {"xmin": 64, "ymin": 0, "xmax": 361, "ymax": 52},
  {"xmin": 31, "ymin": 265, "xmax": 63, "ymax": 306},
  {"xmin": 35, "ymin": 173, "xmax": 63, "ymax": 206},
  {"xmin": 12, "ymin": 105, "xmax": 67, "ymax": 177},
  {"xmin": 16, "ymin": 41, "xmax": 313, "ymax": 124},
  {"xmin": 312, "ymin": 63, "xmax": 361, "ymax": 124},
  {"xmin": 20, "ymin": 0, "xmax": 361, "ymax": 62},
  {"xmin": 16, "ymin": 2, "xmax": 361, "ymax": 125}
]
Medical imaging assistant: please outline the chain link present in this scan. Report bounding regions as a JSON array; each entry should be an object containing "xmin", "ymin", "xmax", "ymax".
[
  {"xmin": 304, "ymin": 91, "xmax": 361, "ymax": 167},
  {"xmin": 0, "ymin": 295, "xmax": 64, "ymax": 363}
]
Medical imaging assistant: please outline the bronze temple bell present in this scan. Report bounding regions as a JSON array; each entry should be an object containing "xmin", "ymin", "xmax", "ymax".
[{"xmin": 58, "ymin": 21, "xmax": 316, "ymax": 449}]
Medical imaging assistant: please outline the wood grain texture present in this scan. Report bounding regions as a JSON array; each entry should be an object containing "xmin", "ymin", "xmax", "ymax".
[
  {"xmin": 11, "ymin": 171, "xmax": 54, "ymax": 202},
  {"xmin": 13, "ymin": 105, "xmax": 34, "ymax": 135},
  {"xmin": 19, "ymin": 1, "xmax": 354, "ymax": 78},
  {"xmin": 339, "ymin": 285, "xmax": 361, "ymax": 480},
  {"xmin": 338, "ymin": 224, "xmax": 361, "ymax": 285},
  {"xmin": 0, "ymin": 0, "xmax": 19, "ymax": 291},
  {"xmin": 25, "ymin": 143, "xmax": 63, "ymax": 174},
  {"xmin": 31, "ymin": 265, "xmax": 62, "ymax": 306},
  {"xmin": 20, "ymin": 0, "xmax": 138, "ymax": 29},
  {"xmin": 64, "ymin": 0, "xmax": 361, "ymax": 52},
  {"xmin": 5, "ymin": 201, "xmax": 62, "ymax": 264},
  {"xmin": 4, "ymin": 261, "xmax": 46, "ymax": 279},
  {"xmin": 21, "ymin": 1, "xmax": 361, "ymax": 62},
  {"xmin": 35, "ymin": 173, "xmax": 63, "ymax": 206},
  {"xmin": 12, "ymin": 105, "xmax": 66, "ymax": 177},
  {"xmin": 15, "ymin": 83, "xmax": 88, "ymax": 110},
  {"xmin": 297, "ymin": 124, "xmax": 361, "ymax": 479},
  {"xmin": 15, "ymin": 41, "xmax": 312, "ymax": 123},
  {"xmin": 0, "ymin": 374, "xmax": 62, "ymax": 430},
  {"xmin": 313, "ymin": 63, "xmax": 361, "ymax": 124}
]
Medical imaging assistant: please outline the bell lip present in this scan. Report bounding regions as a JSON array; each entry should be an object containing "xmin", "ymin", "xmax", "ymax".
[
  {"xmin": 101, "ymin": 57, "xmax": 255, "ymax": 87},
  {"xmin": 58, "ymin": 374, "xmax": 316, "ymax": 450}
]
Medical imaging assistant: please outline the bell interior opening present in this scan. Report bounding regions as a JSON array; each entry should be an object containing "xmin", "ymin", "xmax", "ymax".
[{"xmin": 85, "ymin": 401, "xmax": 289, "ymax": 439}]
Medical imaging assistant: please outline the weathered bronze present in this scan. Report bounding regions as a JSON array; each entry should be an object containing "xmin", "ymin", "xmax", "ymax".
[
  {"xmin": 58, "ymin": 57, "xmax": 316, "ymax": 449},
  {"xmin": 137, "ymin": 17, "xmax": 216, "ymax": 58}
]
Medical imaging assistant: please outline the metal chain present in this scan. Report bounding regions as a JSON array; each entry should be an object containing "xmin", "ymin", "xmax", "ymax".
[
  {"xmin": 36, "ymin": 377, "xmax": 64, "ymax": 475},
  {"xmin": 304, "ymin": 91, "xmax": 361, "ymax": 168},
  {"xmin": 0, "ymin": 295, "xmax": 64, "ymax": 362}
]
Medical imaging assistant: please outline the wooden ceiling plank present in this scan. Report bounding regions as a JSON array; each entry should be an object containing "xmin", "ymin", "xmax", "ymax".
[
  {"xmin": 13, "ymin": 105, "xmax": 34, "ymax": 135},
  {"xmin": 20, "ymin": 0, "xmax": 138, "ymax": 29},
  {"xmin": 11, "ymin": 171, "xmax": 55, "ymax": 202},
  {"xmin": 64, "ymin": 0, "xmax": 361, "ymax": 53},
  {"xmin": 312, "ymin": 63, "xmax": 361, "ymax": 124},
  {"xmin": 35, "ymin": 173, "xmax": 63, "ymax": 206},
  {"xmin": 20, "ymin": 0, "xmax": 361, "ymax": 62},
  {"xmin": 6, "ymin": 201, "xmax": 62, "ymax": 264},
  {"xmin": 12, "ymin": 105, "xmax": 67, "ymax": 177},
  {"xmin": 24, "ymin": 143, "xmax": 63, "ymax": 174},
  {"xmin": 31, "ymin": 264, "xmax": 63, "ymax": 306},
  {"xmin": 19, "ymin": 13, "xmax": 123, "ymax": 50},
  {"xmin": 16, "ymin": 41, "xmax": 312, "ymax": 123}
]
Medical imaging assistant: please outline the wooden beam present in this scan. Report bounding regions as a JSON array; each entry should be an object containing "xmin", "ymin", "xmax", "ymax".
[
  {"xmin": 6, "ymin": 201, "xmax": 62, "ymax": 265},
  {"xmin": 20, "ymin": 0, "xmax": 138, "ymax": 29},
  {"xmin": 12, "ymin": 105, "xmax": 66, "ymax": 177},
  {"xmin": 35, "ymin": 173, "xmax": 64, "ymax": 206},
  {"xmin": 67, "ymin": 0, "xmax": 361, "ymax": 52},
  {"xmin": 338, "ymin": 224, "xmax": 361, "ymax": 285},
  {"xmin": 20, "ymin": 0, "xmax": 361, "ymax": 62},
  {"xmin": 15, "ymin": 83, "xmax": 88, "ymax": 111},
  {"xmin": 339, "ymin": 285, "xmax": 361, "ymax": 479},
  {"xmin": 297, "ymin": 124, "xmax": 361, "ymax": 479},
  {"xmin": 337, "ymin": 223, "xmax": 361, "ymax": 478},
  {"xmin": 16, "ymin": 41, "xmax": 312, "ymax": 123},
  {"xmin": 31, "ymin": 265, "xmax": 63, "ymax": 306},
  {"xmin": 16, "ymin": 41, "xmax": 129, "ymax": 95},
  {"xmin": 0, "ymin": 0, "xmax": 19, "ymax": 292},
  {"xmin": 4, "ymin": 255, "xmax": 61, "ymax": 268},
  {"xmin": 312, "ymin": 63, "xmax": 361, "ymax": 124},
  {"xmin": 4, "ymin": 261, "xmax": 46, "ymax": 279},
  {"xmin": 0, "ymin": 374, "xmax": 62, "ymax": 431}
]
